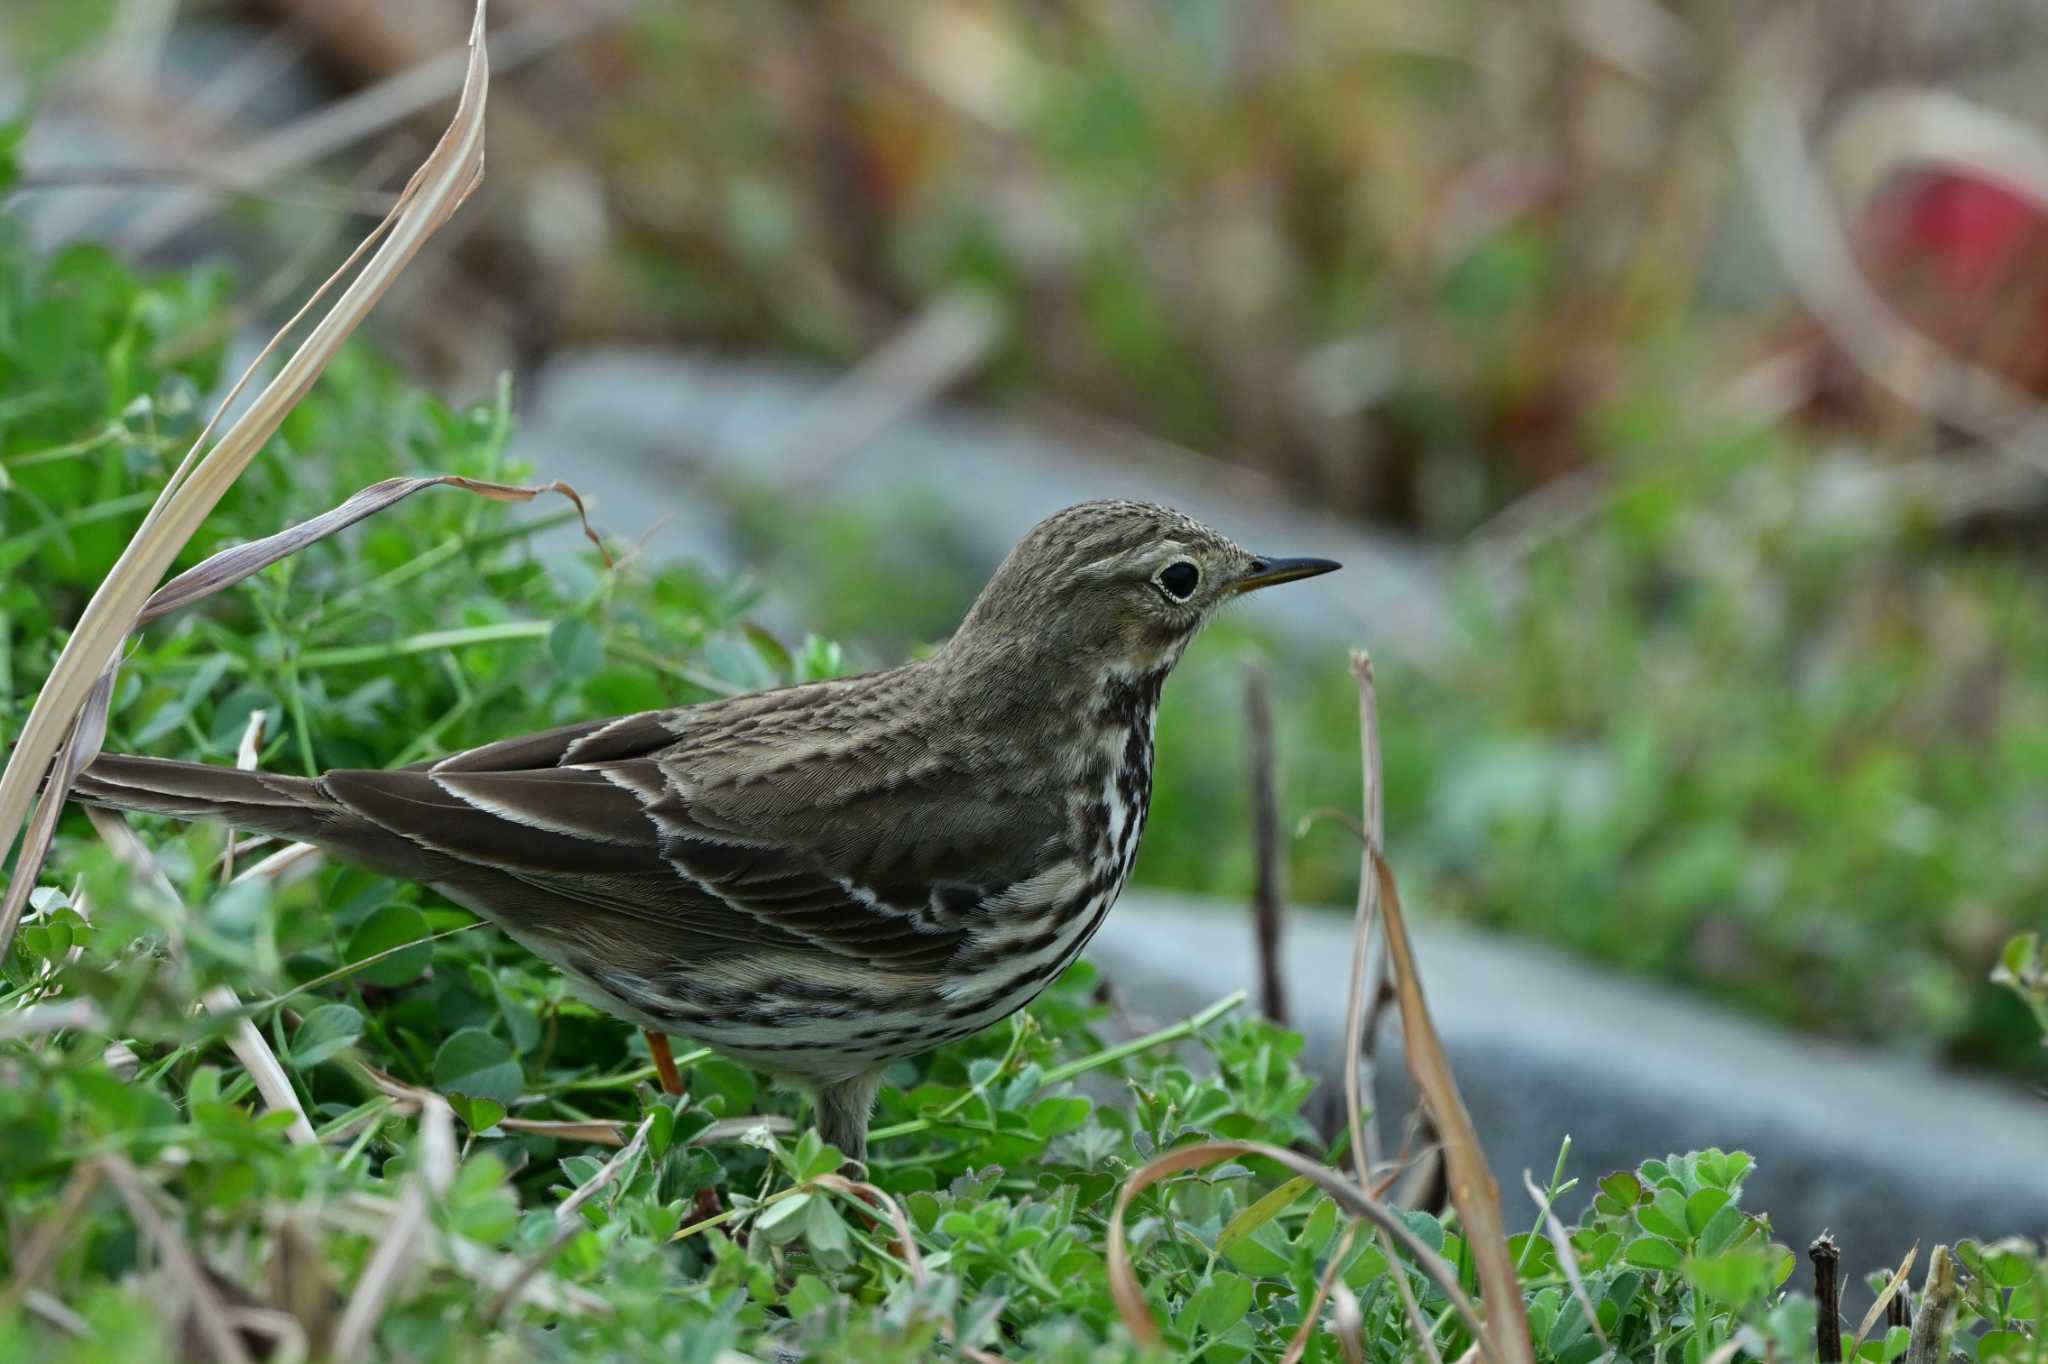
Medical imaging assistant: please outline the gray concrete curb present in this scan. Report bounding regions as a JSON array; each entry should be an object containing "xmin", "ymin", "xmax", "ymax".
[{"xmin": 1088, "ymin": 891, "xmax": 2048, "ymax": 1267}]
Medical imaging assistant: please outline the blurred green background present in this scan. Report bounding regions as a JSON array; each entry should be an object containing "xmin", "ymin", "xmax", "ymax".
[{"xmin": 5, "ymin": 0, "xmax": 2048, "ymax": 1076}]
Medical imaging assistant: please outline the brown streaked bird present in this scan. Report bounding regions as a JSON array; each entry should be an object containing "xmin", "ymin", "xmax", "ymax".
[{"xmin": 71, "ymin": 500, "xmax": 1338, "ymax": 1163}]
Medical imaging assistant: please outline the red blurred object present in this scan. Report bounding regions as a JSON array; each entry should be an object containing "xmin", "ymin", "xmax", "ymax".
[{"xmin": 1851, "ymin": 164, "xmax": 2048, "ymax": 394}]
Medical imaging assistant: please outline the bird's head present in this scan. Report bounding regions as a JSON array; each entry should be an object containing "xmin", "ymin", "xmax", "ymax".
[{"xmin": 944, "ymin": 500, "xmax": 1339, "ymax": 680}]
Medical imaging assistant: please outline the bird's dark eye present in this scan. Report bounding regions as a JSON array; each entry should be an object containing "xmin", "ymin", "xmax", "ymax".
[{"xmin": 1157, "ymin": 561, "xmax": 1200, "ymax": 601}]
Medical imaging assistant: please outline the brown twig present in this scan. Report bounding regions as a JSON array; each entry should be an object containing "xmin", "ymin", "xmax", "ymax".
[
  {"xmin": 331, "ymin": 1098, "xmax": 454, "ymax": 1362},
  {"xmin": 645, "ymin": 1031, "xmax": 685, "ymax": 1096},
  {"xmin": 1812, "ymin": 1233, "xmax": 1844, "ymax": 1364},
  {"xmin": 1888, "ymin": 1276, "xmax": 1914, "ymax": 1333},
  {"xmin": 1341, "ymin": 655, "xmax": 1385, "ymax": 1190},
  {"xmin": 1903, "ymin": 1246, "xmax": 1963, "ymax": 1364},
  {"xmin": 1279, "ymin": 1223, "xmax": 1359, "ymax": 1364},
  {"xmin": 1245, "ymin": 662, "xmax": 1289, "ymax": 1027},
  {"xmin": 484, "ymin": 1114, "xmax": 655, "ymax": 1324},
  {"xmin": 0, "ymin": 1163, "xmax": 104, "ymax": 1317},
  {"xmin": 100, "ymin": 1155, "xmax": 254, "ymax": 1364}
]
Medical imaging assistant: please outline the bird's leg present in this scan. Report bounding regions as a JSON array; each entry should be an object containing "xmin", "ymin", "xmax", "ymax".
[
  {"xmin": 645, "ymin": 1030, "xmax": 685, "ymax": 1097},
  {"xmin": 647, "ymin": 1030, "xmax": 724, "ymax": 1230},
  {"xmin": 815, "ymin": 1071, "xmax": 906, "ymax": 1256},
  {"xmin": 813, "ymin": 1071, "xmax": 883, "ymax": 1169}
]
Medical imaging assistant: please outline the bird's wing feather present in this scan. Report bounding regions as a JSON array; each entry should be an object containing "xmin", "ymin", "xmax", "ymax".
[{"xmin": 323, "ymin": 697, "xmax": 1062, "ymax": 973}]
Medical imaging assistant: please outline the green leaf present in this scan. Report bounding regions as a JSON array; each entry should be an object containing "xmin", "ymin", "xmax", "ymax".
[
  {"xmin": 1637, "ymin": 1189, "xmax": 1688, "ymax": 1240},
  {"xmin": 289, "ymin": 1003, "xmax": 363, "ymax": 1067},
  {"xmin": 1982, "ymin": 1247, "xmax": 2036, "ymax": 1289},
  {"xmin": 548, "ymin": 618, "xmax": 603, "ymax": 678},
  {"xmin": 1684, "ymin": 1188, "xmax": 1730, "ymax": 1235},
  {"xmin": 804, "ymin": 1196, "xmax": 851, "ymax": 1256},
  {"xmin": 1027, "ymin": 1096, "xmax": 1091, "ymax": 1138},
  {"xmin": 1595, "ymin": 1170, "xmax": 1643, "ymax": 1215},
  {"xmin": 1220, "ymin": 1224, "xmax": 1293, "ymax": 1278},
  {"xmin": 1298, "ymin": 1196, "xmax": 1338, "ymax": 1257},
  {"xmin": 1191, "ymin": 1273, "xmax": 1254, "ymax": 1336},
  {"xmin": 447, "ymin": 1094, "xmax": 506, "ymax": 1133},
  {"xmin": 1696, "ymin": 1200, "xmax": 1750, "ymax": 1256},
  {"xmin": 1684, "ymin": 1246, "xmax": 1770, "ymax": 1304},
  {"xmin": 1695, "ymin": 1150, "xmax": 1730, "ymax": 1189},
  {"xmin": 1996, "ymin": 932, "xmax": 2038, "ymax": 982},
  {"xmin": 1976, "ymin": 1330, "xmax": 2028, "ymax": 1363},
  {"xmin": 1624, "ymin": 1237, "xmax": 1683, "ymax": 1272},
  {"xmin": 0, "ymin": 119, "xmax": 23, "ymax": 193},
  {"xmin": 800, "ymin": 1140, "xmax": 844, "ymax": 1182},
  {"xmin": 646, "ymin": 1102, "xmax": 674, "ymax": 1157},
  {"xmin": 787, "ymin": 1274, "xmax": 836, "ymax": 1320},
  {"xmin": 754, "ymin": 1193, "xmax": 813, "ymax": 1243},
  {"xmin": 432, "ymin": 1028, "xmax": 523, "ymax": 1105},
  {"xmin": 345, "ymin": 903, "xmax": 433, "ymax": 987}
]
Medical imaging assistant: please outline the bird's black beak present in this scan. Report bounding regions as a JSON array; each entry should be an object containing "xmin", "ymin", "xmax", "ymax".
[{"xmin": 1231, "ymin": 555, "xmax": 1342, "ymax": 595}]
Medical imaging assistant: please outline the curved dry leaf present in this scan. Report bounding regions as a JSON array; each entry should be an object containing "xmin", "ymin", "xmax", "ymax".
[{"xmin": 1105, "ymin": 1139, "xmax": 1493, "ymax": 1360}]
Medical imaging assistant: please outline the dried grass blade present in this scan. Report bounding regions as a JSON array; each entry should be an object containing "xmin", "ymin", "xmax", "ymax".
[
  {"xmin": 483, "ymin": 1115, "xmax": 655, "ymax": 1324},
  {"xmin": 1341, "ymin": 654, "xmax": 1385, "ymax": 1189},
  {"xmin": 497, "ymin": 1118, "xmax": 628, "ymax": 1146},
  {"xmin": 1279, "ymin": 1223, "xmax": 1358, "ymax": 1364},
  {"xmin": 1332, "ymin": 1282, "xmax": 1366, "ymax": 1364},
  {"xmin": 0, "ymin": 999, "xmax": 106, "ymax": 1040},
  {"xmin": 139, "ymin": 474, "xmax": 608, "ymax": 628},
  {"xmin": 1105, "ymin": 1139, "xmax": 1491, "ymax": 1358},
  {"xmin": 221, "ymin": 707, "xmax": 268, "ymax": 879},
  {"xmin": 0, "ymin": 0, "xmax": 493, "ymax": 953},
  {"xmin": 0, "ymin": 1162, "xmax": 104, "ymax": 1316},
  {"xmin": 815, "ymin": 1174, "xmax": 928, "ymax": 1283},
  {"xmin": 233, "ymin": 841, "xmax": 323, "ymax": 885},
  {"xmin": 331, "ymin": 1099, "xmax": 453, "ymax": 1362},
  {"xmin": 1350, "ymin": 650, "xmax": 1533, "ymax": 1364},
  {"xmin": 201, "ymin": 985, "xmax": 318, "ymax": 1147},
  {"xmin": 1342, "ymin": 653, "xmax": 1438, "ymax": 1362},
  {"xmin": 1847, "ymin": 1244, "xmax": 1919, "ymax": 1361},
  {"xmin": 1366, "ymin": 846, "xmax": 1530, "ymax": 1361},
  {"xmin": 100, "ymin": 1154, "xmax": 254, "ymax": 1364}
]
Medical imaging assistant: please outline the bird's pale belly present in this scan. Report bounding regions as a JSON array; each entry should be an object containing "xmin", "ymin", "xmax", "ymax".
[
  {"xmin": 474, "ymin": 734, "xmax": 1155, "ymax": 1081},
  {"xmin": 500, "ymin": 838, "xmax": 1142, "ymax": 1082},
  {"xmin": 577, "ymin": 878, "xmax": 1128, "ymax": 1078}
]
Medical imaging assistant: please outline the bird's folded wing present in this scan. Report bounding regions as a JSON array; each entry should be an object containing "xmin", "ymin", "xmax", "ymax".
[{"xmin": 323, "ymin": 708, "xmax": 1055, "ymax": 972}]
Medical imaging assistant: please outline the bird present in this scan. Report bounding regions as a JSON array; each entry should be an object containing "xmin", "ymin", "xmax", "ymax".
[{"xmin": 70, "ymin": 500, "xmax": 1338, "ymax": 1165}]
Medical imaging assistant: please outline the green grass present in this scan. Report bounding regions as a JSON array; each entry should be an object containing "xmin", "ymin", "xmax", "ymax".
[{"xmin": 3, "ymin": 212, "xmax": 2047, "ymax": 1361}]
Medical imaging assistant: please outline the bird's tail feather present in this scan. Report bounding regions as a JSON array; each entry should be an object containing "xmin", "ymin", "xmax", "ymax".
[
  {"xmin": 75, "ymin": 753, "xmax": 350, "ymax": 845},
  {"xmin": 73, "ymin": 754, "xmax": 460, "ymax": 884}
]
